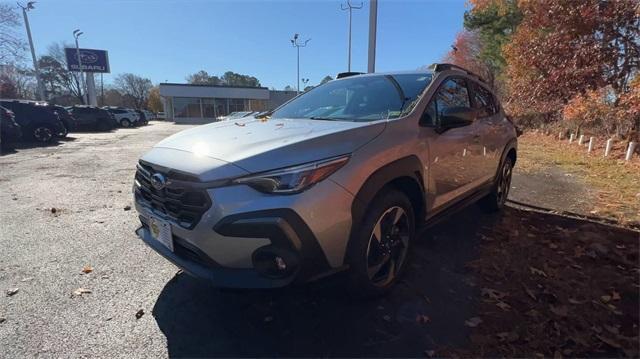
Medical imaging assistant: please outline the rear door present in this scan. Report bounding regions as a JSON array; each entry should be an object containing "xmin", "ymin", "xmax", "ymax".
[{"xmin": 469, "ymin": 81, "xmax": 502, "ymax": 182}]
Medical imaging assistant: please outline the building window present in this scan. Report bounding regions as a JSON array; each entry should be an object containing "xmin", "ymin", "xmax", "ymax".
[
  {"xmin": 229, "ymin": 98, "xmax": 245, "ymax": 113},
  {"xmin": 248, "ymin": 99, "xmax": 268, "ymax": 112},
  {"xmin": 202, "ymin": 98, "xmax": 216, "ymax": 118},
  {"xmin": 214, "ymin": 98, "xmax": 228, "ymax": 117},
  {"xmin": 173, "ymin": 97, "xmax": 202, "ymax": 118}
]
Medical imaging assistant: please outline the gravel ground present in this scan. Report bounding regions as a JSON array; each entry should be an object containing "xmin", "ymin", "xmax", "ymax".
[{"xmin": 1, "ymin": 122, "xmax": 636, "ymax": 357}]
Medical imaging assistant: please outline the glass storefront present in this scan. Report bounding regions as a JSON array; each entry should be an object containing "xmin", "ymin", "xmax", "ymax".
[{"xmin": 172, "ymin": 97, "xmax": 269, "ymax": 119}]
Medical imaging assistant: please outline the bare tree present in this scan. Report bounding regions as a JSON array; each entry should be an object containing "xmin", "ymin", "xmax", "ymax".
[
  {"xmin": 114, "ymin": 73, "xmax": 152, "ymax": 109},
  {"xmin": 0, "ymin": 64, "xmax": 35, "ymax": 99},
  {"xmin": 45, "ymin": 42, "xmax": 83, "ymax": 102},
  {"xmin": 0, "ymin": 4, "xmax": 26, "ymax": 64}
]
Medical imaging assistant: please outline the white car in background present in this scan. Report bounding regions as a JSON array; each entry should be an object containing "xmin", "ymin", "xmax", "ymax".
[{"xmin": 103, "ymin": 107, "xmax": 140, "ymax": 127}]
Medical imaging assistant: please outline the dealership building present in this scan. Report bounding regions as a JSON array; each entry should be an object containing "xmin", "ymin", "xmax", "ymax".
[{"xmin": 159, "ymin": 83, "xmax": 297, "ymax": 124}]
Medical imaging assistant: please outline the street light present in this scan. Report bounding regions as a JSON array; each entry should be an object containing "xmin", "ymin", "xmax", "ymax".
[
  {"xmin": 301, "ymin": 78, "xmax": 309, "ymax": 91},
  {"xmin": 17, "ymin": 1, "xmax": 45, "ymax": 100},
  {"xmin": 73, "ymin": 29, "xmax": 87, "ymax": 104},
  {"xmin": 290, "ymin": 33, "xmax": 310, "ymax": 95},
  {"xmin": 341, "ymin": 0, "xmax": 363, "ymax": 72}
]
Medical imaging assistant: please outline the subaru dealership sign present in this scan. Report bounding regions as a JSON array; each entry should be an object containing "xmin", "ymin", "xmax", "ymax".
[{"xmin": 64, "ymin": 48, "xmax": 110, "ymax": 73}]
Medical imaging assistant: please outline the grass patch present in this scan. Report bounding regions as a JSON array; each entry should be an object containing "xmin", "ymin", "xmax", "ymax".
[{"xmin": 517, "ymin": 133, "xmax": 640, "ymax": 223}]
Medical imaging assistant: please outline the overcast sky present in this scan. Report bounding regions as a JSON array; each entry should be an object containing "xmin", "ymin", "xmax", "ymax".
[{"xmin": 12, "ymin": 0, "xmax": 467, "ymax": 89}]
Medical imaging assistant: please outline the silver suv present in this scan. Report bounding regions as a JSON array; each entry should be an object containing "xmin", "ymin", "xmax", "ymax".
[{"xmin": 133, "ymin": 64, "xmax": 517, "ymax": 296}]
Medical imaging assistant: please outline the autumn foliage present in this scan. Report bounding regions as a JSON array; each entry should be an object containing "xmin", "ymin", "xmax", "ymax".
[{"xmin": 451, "ymin": 0, "xmax": 640, "ymax": 139}]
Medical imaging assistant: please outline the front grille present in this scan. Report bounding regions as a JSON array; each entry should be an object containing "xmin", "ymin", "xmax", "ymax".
[{"xmin": 134, "ymin": 161, "xmax": 211, "ymax": 229}]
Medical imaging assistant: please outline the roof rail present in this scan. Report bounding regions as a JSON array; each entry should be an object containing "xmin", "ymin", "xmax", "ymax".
[
  {"xmin": 336, "ymin": 71, "xmax": 364, "ymax": 79},
  {"xmin": 428, "ymin": 63, "xmax": 486, "ymax": 84}
]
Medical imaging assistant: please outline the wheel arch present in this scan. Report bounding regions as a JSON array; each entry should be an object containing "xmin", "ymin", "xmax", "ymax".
[{"xmin": 350, "ymin": 155, "xmax": 426, "ymax": 234}]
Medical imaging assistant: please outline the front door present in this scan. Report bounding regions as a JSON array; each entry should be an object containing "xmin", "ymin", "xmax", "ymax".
[{"xmin": 421, "ymin": 77, "xmax": 483, "ymax": 211}]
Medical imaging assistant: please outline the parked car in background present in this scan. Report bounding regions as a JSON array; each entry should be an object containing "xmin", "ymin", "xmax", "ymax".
[
  {"xmin": 68, "ymin": 106, "xmax": 115, "ymax": 131},
  {"xmin": 143, "ymin": 110, "xmax": 155, "ymax": 121},
  {"xmin": 103, "ymin": 107, "xmax": 140, "ymax": 127},
  {"xmin": 133, "ymin": 64, "xmax": 518, "ymax": 295},
  {"xmin": 156, "ymin": 112, "xmax": 165, "ymax": 120},
  {"xmin": 135, "ymin": 110, "xmax": 149, "ymax": 126},
  {"xmin": 49, "ymin": 105, "xmax": 77, "ymax": 134},
  {"xmin": 0, "ymin": 100, "xmax": 67, "ymax": 143},
  {"xmin": 0, "ymin": 105, "xmax": 22, "ymax": 148}
]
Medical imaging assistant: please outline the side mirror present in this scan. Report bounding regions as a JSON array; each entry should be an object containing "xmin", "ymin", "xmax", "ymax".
[{"xmin": 437, "ymin": 107, "xmax": 475, "ymax": 132}]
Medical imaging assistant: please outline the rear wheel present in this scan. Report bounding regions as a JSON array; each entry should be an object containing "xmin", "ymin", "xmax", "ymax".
[
  {"xmin": 479, "ymin": 156, "xmax": 514, "ymax": 212},
  {"xmin": 347, "ymin": 189, "xmax": 414, "ymax": 297},
  {"xmin": 120, "ymin": 118, "xmax": 131, "ymax": 127},
  {"xmin": 32, "ymin": 125, "xmax": 55, "ymax": 143}
]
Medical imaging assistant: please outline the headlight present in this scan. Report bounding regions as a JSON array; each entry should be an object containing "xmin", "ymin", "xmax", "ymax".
[{"xmin": 233, "ymin": 155, "xmax": 350, "ymax": 194}]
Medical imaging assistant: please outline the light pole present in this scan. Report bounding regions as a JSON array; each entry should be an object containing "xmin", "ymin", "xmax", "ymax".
[
  {"xmin": 290, "ymin": 33, "xmax": 310, "ymax": 95},
  {"xmin": 341, "ymin": 0, "xmax": 362, "ymax": 72},
  {"xmin": 367, "ymin": 0, "xmax": 377, "ymax": 73},
  {"xmin": 17, "ymin": 1, "xmax": 45, "ymax": 100},
  {"xmin": 73, "ymin": 29, "xmax": 87, "ymax": 104}
]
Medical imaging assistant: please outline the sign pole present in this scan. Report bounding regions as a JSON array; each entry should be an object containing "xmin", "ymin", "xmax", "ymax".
[
  {"xmin": 367, "ymin": 0, "xmax": 377, "ymax": 73},
  {"xmin": 86, "ymin": 73, "xmax": 98, "ymax": 106}
]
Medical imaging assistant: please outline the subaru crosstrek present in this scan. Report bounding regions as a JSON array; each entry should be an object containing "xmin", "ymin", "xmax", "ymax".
[{"xmin": 134, "ymin": 64, "xmax": 517, "ymax": 296}]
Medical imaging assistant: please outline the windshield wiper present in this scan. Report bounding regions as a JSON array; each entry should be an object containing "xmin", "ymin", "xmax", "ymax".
[{"xmin": 308, "ymin": 116, "xmax": 345, "ymax": 121}]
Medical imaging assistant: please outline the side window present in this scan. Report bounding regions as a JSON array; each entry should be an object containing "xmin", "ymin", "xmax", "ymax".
[
  {"xmin": 420, "ymin": 78, "xmax": 471, "ymax": 126},
  {"xmin": 471, "ymin": 82, "xmax": 496, "ymax": 118}
]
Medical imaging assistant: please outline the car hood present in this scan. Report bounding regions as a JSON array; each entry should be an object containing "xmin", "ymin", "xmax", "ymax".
[{"xmin": 153, "ymin": 117, "xmax": 385, "ymax": 174}]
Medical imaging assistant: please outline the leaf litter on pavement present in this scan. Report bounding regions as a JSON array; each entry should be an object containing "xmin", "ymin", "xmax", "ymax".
[{"xmin": 445, "ymin": 207, "xmax": 639, "ymax": 357}]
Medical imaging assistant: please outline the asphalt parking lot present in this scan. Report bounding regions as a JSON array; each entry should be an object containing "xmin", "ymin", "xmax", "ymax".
[{"xmin": 1, "ymin": 122, "xmax": 637, "ymax": 357}]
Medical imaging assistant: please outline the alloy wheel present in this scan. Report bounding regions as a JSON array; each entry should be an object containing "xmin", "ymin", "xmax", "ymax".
[
  {"xmin": 33, "ymin": 127, "xmax": 53, "ymax": 143},
  {"xmin": 366, "ymin": 206, "xmax": 410, "ymax": 287},
  {"xmin": 496, "ymin": 160, "xmax": 513, "ymax": 205}
]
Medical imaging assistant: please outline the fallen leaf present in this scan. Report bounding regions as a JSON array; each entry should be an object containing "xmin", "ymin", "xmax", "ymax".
[
  {"xmin": 73, "ymin": 288, "xmax": 92, "ymax": 296},
  {"xmin": 496, "ymin": 331, "xmax": 519, "ymax": 343},
  {"xmin": 424, "ymin": 350, "xmax": 435, "ymax": 357},
  {"xmin": 550, "ymin": 305, "xmax": 568, "ymax": 317},
  {"xmin": 523, "ymin": 285, "xmax": 537, "ymax": 301},
  {"xmin": 611, "ymin": 290, "xmax": 621, "ymax": 301},
  {"xmin": 496, "ymin": 301, "xmax": 511, "ymax": 311},
  {"xmin": 529, "ymin": 267, "xmax": 548, "ymax": 277},
  {"xmin": 123, "ymin": 205, "xmax": 131, "ymax": 211},
  {"xmin": 465, "ymin": 317, "xmax": 483, "ymax": 327},
  {"xmin": 416, "ymin": 314, "xmax": 430, "ymax": 324},
  {"xmin": 6, "ymin": 288, "xmax": 19, "ymax": 297},
  {"xmin": 135, "ymin": 309, "xmax": 145, "ymax": 319},
  {"xmin": 596, "ymin": 334, "xmax": 622, "ymax": 349},
  {"xmin": 481, "ymin": 288, "xmax": 506, "ymax": 300},
  {"xmin": 568, "ymin": 298, "xmax": 585, "ymax": 305},
  {"xmin": 82, "ymin": 266, "xmax": 93, "ymax": 274},
  {"xmin": 601, "ymin": 295, "xmax": 612, "ymax": 303}
]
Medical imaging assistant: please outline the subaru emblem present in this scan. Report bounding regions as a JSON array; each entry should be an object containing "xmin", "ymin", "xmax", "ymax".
[{"xmin": 150, "ymin": 173, "xmax": 167, "ymax": 190}]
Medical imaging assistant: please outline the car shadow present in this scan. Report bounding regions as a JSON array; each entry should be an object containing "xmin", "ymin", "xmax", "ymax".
[
  {"xmin": 0, "ymin": 137, "xmax": 75, "ymax": 155},
  {"xmin": 152, "ymin": 205, "xmax": 493, "ymax": 357},
  {"xmin": 152, "ymin": 204, "xmax": 638, "ymax": 357}
]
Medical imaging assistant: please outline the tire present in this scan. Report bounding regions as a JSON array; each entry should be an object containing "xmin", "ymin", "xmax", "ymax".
[
  {"xmin": 120, "ymin": 118, "xmax": 131, "ymax": 127},
  {"xmin": 479, "ymin": 156, "xmax": 514, "ymax": 212},
  {"xmin": 58, "ymin": 124, "xmax": 68, "ymax": 138},
  {"xmin": 346, "ymin": 189, "xmax": 415, "ymax": 298},
  {"xmin": 32, "ymin": 124, "xmax": 55, "ymax": 143}
]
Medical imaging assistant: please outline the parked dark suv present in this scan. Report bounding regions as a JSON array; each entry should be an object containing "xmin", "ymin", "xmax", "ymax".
[
  {"xmin": 1, "ymin": 105, "xmax": 22, "ymax": 148},
  {"xmin": 0, "ymin": 100, "xmax": 67, "ymax": 143},
  {"xmin": 50, "ymin": 105, "xmax": 77, "ymax": 134},
  {"xmin": 68, "ymin": 106, "xmax": 115, "ymax": 131}
]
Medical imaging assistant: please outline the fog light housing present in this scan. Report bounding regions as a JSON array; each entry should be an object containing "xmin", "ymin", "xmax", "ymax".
[{"xmin": 252, "ymin": 246, "xmax": 299, "ymax": 278}]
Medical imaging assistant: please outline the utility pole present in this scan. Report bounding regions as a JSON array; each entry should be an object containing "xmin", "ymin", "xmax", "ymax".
[
  {"xmin": 73, "ymin": 29, "xmax": 87, "ymax": 104},
  {"xmin": 341, "ymin": 0, "xmax": 362, "ymax": 72},
  {"xmin": 367, "ymin": 0, "xmax": 378, "ymax": 73},
  {"xmin": 18, "ymin": 1, "xmax": 45, "ymax": 101},
  {"xmin": 290, "ymin": 33, "xmax": 310, "ymax": 95}
]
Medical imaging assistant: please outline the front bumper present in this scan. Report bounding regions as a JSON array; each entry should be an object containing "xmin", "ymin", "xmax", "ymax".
[{"xmin": 135, "ymin": 178, "xmax": 354, "ymax": 288}]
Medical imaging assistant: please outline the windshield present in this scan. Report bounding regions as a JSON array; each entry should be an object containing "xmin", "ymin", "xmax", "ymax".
[{"xmin": 271, "ymin": 73, "xmax": 432, "ymax": 122}]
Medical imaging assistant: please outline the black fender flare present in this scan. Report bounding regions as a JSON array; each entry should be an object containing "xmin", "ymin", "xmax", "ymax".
[{"xmin": 350, "ymin": 155, "xmax": 426, "ymax": 237}]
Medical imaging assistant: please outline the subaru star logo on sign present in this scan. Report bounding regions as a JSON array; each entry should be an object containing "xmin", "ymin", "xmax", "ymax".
[{"xmin": 64, "ymin": 48, "xmax": 110, "ymax": 73}]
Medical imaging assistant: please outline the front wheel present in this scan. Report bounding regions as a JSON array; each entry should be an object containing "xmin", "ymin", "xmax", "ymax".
[
  {"xmin": 120, "ymin": 118, "xmax": 131, "ymax": 127},
  {"xmin": 479, "ymin": 156, "xmax": 514, "ymax": 212},
  {"xmin": 347, "ymin": 189, "xmax": 415, "ymax": 297},
  {"xmin": 32, "ymin": 125, "xmax": 55, "ymax": 143}
]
